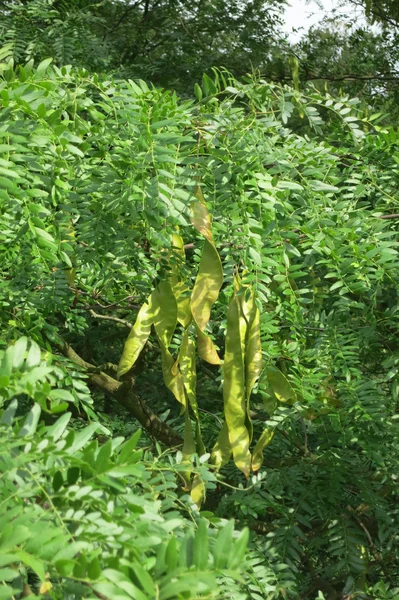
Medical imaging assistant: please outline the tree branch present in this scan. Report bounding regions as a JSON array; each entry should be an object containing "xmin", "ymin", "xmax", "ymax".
[
  {"xmin": 48, "ymin": 334, "xmax": 182, "ymax": 447},
  {"xmin": 89, "ymin": 309, "xmax": 132, "ymax": 329},
  {"xmin": 347, "ymin": 0, "xmax": 399, "ymax": 29},
  {"xmin": 102, "ymin": 0, "xmax": 143, "ymax": 39},
  {"xmin": 379, "ymin": 213, "xmax": 399, "ymax": 219},
  {"xmin": 275, "ymin": 72, "xmax": 399, "ymax": 83}
]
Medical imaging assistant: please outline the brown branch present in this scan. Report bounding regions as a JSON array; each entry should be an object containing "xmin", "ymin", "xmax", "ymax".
[
  {"xmin": 306, "ymin": 72, "xmax": 399, "ymax": 82},
  {"xmin": 83, "ymin": 582, "xmax": 111, "ymax": 600},
  {"xmin": 89, "ymin": 309, "xmax": 132, "ymax": 329},
  {"xmin": 379, "ymin": 213, "xmax": 399, "ymax": 219},
  {"xmin": 276, "ymin": 72, "xmax": 399, "ymax": 83},
  {"xmin": 48, "ymin": 335, "xmax": 182, "ymax": 447}
]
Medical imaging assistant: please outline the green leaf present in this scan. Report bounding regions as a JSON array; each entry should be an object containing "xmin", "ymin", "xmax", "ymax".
[
  {"xmin": 0, "ymin": 586, "xmax": 14, "ymax": 599},
  {"xmin": 165, "ymin": 536, "xmax": 178, "ymax": 572},
  {"xmin": 194, "ymin": 83, "xmax": 203, "ymax": 102},
  {"xmin": 36, "ymin": 57, "xmax": 53, "ymax": 75},
  {"xmin": 193, "ymin": 520, "xmax": 209, "ymax": 570},
  {"xmin": 12, "ymin": 337, "xmax": 28, "ymax": 369},
  {"xmin": 130, "ymin": 563, "xmax": 155, "ymax": 596},
  {"xmin": 202, "ymin": 73, "xmax": 217, "ymax": 97},
  {"xmin": 0, "ymin": 567, "xmax": 19, "ymax": 581},
  {"xmin": 117, "ymin": 429, "xmax": 141, "ymax": 464},
  {"xmin": 1, "ymin": 399, "xmax": 18, "ymax": 425},
  {"xmin": 52, "ymin": 470, "xmax": 64, "ymax": 492},
  {"xmin": 276, "ymin": 181, "xmax": 303, "ymax": 191},
  {"xmin": 88, "ymin": 557, "xmax": 101, "ymax": 580},
  {"xmin": 25, "ymin": 341, "xmax": 41, "ymax": 368},
  {"xmin": 230, "ymin": 527, "xmax": 249, "ymax": 569},
  {"xmin": 46, "ymin": 412, "xmax": 71, "ymax": 441},
  {"xmin": 66, "ymin": 423, "xmax": 99, "ymax": 454},
  {"xmin": 18, "ymin": 404, "xmax": 41, "ymax": 437},
  {"xmin": 213, "ymin": 520, "xmax": 234, "ymax": 569},
  {"xmin": 95, "ymin": 439, "xmax": 113, "ymax": 473},
  {"xmin": 309, "ymin": 181, "xmax": 339, "ymax": 192},
  {"xmin": 13, "ymin": 549, "xmax": 46, "ymax": 581}
]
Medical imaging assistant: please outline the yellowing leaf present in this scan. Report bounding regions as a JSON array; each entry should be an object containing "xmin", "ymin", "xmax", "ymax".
[
  {"xmin": 252, "ymin": 428, "xmax": 274, "ymax": 472},
  {"xmin": 191, "ymin": 188, "xmax": 213, "ymax": 243},
  {"xmin": 196, "ymin": 326, "xmax": 221, "ymax": 365},
  {"xmin": 171, "ymin": 232, "xmax": 185, "ymax": 260},
  {"xmin": 39, "ymin": 581, "xmax": 53, "ymax": 594},
  {"xmin": 223, "ymin": 294, "xmax": 251, "ymax": 478},
  {"xmin": 242, "ymin": 289, "xmax": 262, "ymax": 444},
  {"xmin": 243, "ymin": 291, "xmax": 262, "ymax": 398},
  {"xmin": 179, "ymin": 331, "xmax": 206, "ymax": 455},
  {"xmin": 190, "ymin": 473, "xmax": 206, "ymax": 508},
  {"xmin": 169, "ymin": 234, "xmax": 192, "ymax": 327},
  {"xmin": 235, "ymin": 286, "xmax": 252, "ymax": 444},
  {"xmin": 211, "ymin": 421, "xmax": 231, "ymax": 469},
  {"xmin": 266, "ymin": 366, "xmax": 297, "ymax": 403},
  {"xmin": 195, "ymin": 419, "xmax": 206, "ymax": 457},
  {"xmin": 152, "ymin": 281, "xmax": 177, "ymax": 348},
  {"xmin": 182, "ymin": 410, "xmax": 196, "ymax": 459},
  {"xmin": 191, "ymin": 240, "xmax": 223, "ymax": 331},
  {"xmin": 159, "ymin": 344, "xmax": 186, "ymax": 410},
  {"xmin": 190, "ymin": 196, "xmax": 223, "ymax": 364},
  {"xmin": 263, "ymin": 391, "xmax": 277, "ymax": 416},
  {"xmin": 64, "ymin": 267, "xmax": 76, "ymax": 286},
  {"xmin": 179, "ymin": 331, "xmax": 198, "ymax": 417},
  {"xmin": 117, "ymin": 296, "xmax": 154, "ymax": 379},
  {"xmin": 181, "ymin": 410, "xmax": 196, "ymax": 490}
]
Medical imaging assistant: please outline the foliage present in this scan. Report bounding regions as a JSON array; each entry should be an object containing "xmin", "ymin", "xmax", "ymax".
[
  {"xmin": 0, "ymin": 0, "xmax": 286, "ymax": 91},
  {"xmin": 291, "ymin": 9, "xmax": 399, "ymax": 116},
  {"xmin": 349, "ymin": 0, "xmax": 399, "ymax": 26},
  {"xmin": 0, "ymin": 358, "xmax": 253, "ymax": 600},
  {"xmin": 2, "ymin": 35, "xmax": 399, "ymax": 599}
]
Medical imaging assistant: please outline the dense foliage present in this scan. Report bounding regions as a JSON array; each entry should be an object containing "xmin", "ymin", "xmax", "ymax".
[
  {"xmin": 0, "ymin": 0, "xmax": 285, "ymax": 91},
  {"xmin": 0, "ymin": 341, "xmax": 254, "ymax": 600},
  {"xmin": 1, "ymin": 1, "xmax": 399, "ymax": 599}
]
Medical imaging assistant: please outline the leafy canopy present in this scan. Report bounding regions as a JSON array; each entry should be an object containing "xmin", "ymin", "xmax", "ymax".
[{"xmin": 1, "ymin": 29, "xmax": 399, "ymax": 600}]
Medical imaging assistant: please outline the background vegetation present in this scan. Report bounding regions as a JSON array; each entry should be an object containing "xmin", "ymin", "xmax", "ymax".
[{"xmin": 1, "ymin": 1, "xmax": 399, "ymax": 599}]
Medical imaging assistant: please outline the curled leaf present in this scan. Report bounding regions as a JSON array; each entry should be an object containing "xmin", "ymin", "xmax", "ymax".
[
  {"xmin": 196, "ymin": 326, "xmax": 221, "ymax": 365},
  {"xmin": 159, "ymin": 345, "xmax": 186, "ymax": 411},
  {"xmin": 179, "ymin": 330, "xmax": 198, "ymax": 417},
  {"xmin": 190, "ymin": 194, "xmax": 223, "ymax": 364},
  {"xmin": 191, "ymin": 197, "xmax": 213, "ymax": 243},
  {"xmin": 252, "ymin": 427, "xmax": 274, "ymax": 472},
  {"xmin": 210, "ymin": 421, "xmax": 231, "ymax": 469},
  {"xmin": 242, "ymin": 289, "xmax": 262, "ymax": 444},
  {"xmin": 243, "ymin": 291, "xmax": 262, "ymax": 399},
  {"xmin": 190, "ymin": 474, "xmax": 206, "ymax": 508},
  {"xmin": 117, "ymin": 296, "xmax": 154, "ymax": 379},
  {"xmin": 223, "ymin": 293, "xmax": 251, "ymax": 478},
  {"xmin": 170, "ymin": 234, "xmax": 192, "ymax": 328},
  {"xmin": 191, "ymin": 240, "xmax": 223, "ymax": 333},
  {"xmin": 266, "ymin": 366, "xmax": 297, "ymax": 403},
  {"xmin": 152, "ymin": 281, "xmax": 177, "ymax": 348}
]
